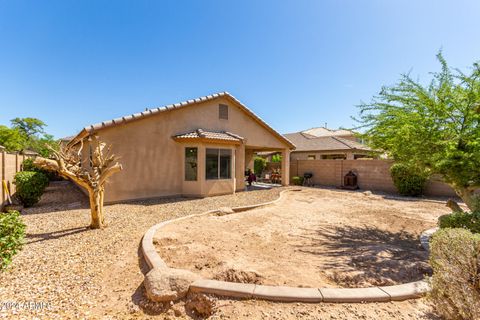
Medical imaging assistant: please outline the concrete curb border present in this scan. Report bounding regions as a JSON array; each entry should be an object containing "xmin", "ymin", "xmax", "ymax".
[
  {"xmin": 420, "ymin": 227, "xmax": 438, "ymax": 252},
  {"xmin": 142, "ymin": 188, "xmax": 431, "ymax": 303}
]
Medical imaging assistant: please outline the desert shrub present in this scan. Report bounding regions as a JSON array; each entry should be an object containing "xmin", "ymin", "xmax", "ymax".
[
  {"xmin": 254, "ymin": 157, "xmax": 267, "ymax": 176},
  {"xmin": 22, "ymin": 158, "xmax": 57, "ymax": 180},
  {"xmin": 429, "ymin": 228, "xmax": 480, "ymax": 319},
  {"xmin": 390, "ymin": 163, "xmax": 428, "ymax": 196},
  {"xmin": 0, "ymin": 210, "xmax": 26, "ymax": 270},
  {"xmin": 438, "ymin": 211, "xmax": 480, "ymax": 234},
  {"xmin": 21, "ymin": 158, "xmax": 40, "ymax": 172},
  {"xmin": 292, "ymin": 176, "xmax": 304, "ymax": 186},
  {"xmin": 14, "ymin": 171, "xmax": 49, "ymax": 207}
]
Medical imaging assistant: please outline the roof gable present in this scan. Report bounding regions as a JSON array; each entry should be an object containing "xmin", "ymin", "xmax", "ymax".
[{"xmin": 69, "ymin": 92, "xmax": 294, "ymax": 149}]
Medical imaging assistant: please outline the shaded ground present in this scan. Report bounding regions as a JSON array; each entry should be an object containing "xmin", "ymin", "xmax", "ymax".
[
  {"xmin": 0, "ymin": 182, "xmax": 445, "ymax": 319},
  {"xmin": 156, "ymin": 188, "xmax": 451, "ymax": 288}
]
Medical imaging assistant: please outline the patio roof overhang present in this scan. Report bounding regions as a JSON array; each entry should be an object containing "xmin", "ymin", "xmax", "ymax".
[{"xmin": 172, "ymin": 129, "xmax": 244, "ymax": 145}]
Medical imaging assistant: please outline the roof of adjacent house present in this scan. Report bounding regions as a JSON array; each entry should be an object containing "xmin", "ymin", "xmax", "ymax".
[
  {"xmin": 60, "ymin": 135, "xmax": 75, "ymax": 142},
  {"xmin": 301, "ymin": 127, "xmax": 355, "ymax": 138},
  {"xmin": 173, "ymin": 129, "xmax": 244, "ymax": 143},
  {"xmin": 69, "ymin": 92, "xmax": 295, "ymax": 149},
  {"xmin": 284, "ymin": 131, "xmax": 371, "ymax": 152}
]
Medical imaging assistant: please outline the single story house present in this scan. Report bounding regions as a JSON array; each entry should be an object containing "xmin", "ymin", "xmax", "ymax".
[
  {"xmin": 68, "ymin": 92, "xmax": 295, "ymax": 203},
  {"xmin": 284, "ymin": 127, "xmax": 373, "ymax": 160}
]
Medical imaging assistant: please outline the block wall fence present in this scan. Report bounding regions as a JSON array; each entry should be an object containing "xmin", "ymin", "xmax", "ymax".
[
  {"xmin": 290, "ymin": 159, "xmax": 456, "ymax": 198},
  {"xmin": 1, "ymin": 151, "xmax": 31, "ymax": 210}
]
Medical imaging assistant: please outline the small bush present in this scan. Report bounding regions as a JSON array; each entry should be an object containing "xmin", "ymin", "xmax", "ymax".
[
  {"xmin": 292, "ymin": 176, "xmax": 304, "ymax": 186},
  {"xmin": 14, "ymin": 171, "xmax": 49, "ymax": 207},
  {"xmin": 0, "ymin": 210, "xmax": 26, "ymax": 270},
  {"xmin": 429, "ymin": 228, "xmax": 480, "ymax": 319},
  {"xmin": 22, "ymin": 158, "xmax": 57, "ymax": 180},
  {"xmin": 439, "ymin": 211, "xmax": 480, "ymax": 234},
  {"xmin": 390, "ymin": 163, "xmax": 428, "ymax": 196},
  {"xmin": 254, "ymin": 157, "xmax": 267, "ymax": 176},
  {"xmin": 21, "ymin": 158, "xmax": 40, "ymax": 172}
]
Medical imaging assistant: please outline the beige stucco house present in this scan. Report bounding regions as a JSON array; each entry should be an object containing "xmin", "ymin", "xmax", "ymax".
[{"xmin": 68, "ymin": 92, "xmax": 295, "ymax": 203}]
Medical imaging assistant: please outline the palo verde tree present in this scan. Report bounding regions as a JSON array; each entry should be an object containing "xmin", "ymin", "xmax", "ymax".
[
  {"xmin": 356, "ymin": 52, "xmax": 480, "ymax": 212},
  {"xmin": 34, "ymin": 136, "xmax": 122, "ymax": 229}
]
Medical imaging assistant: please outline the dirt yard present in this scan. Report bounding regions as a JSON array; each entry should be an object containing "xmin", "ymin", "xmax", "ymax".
[
  {"xmin": 0, "ymin": 182, "xmax": 450, "ymax": 319},
  {"xmin": 155, "ymin": 188, "xmax": 451, "ymax": 288}
]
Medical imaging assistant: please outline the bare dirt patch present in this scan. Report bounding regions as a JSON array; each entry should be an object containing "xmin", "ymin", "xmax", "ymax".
[{"xmin": 155, "ymin": 188, "xmax": 451, "ymax": 288}]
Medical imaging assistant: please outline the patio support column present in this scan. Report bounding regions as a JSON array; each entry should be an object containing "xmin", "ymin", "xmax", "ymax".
[{"xmin": 281, "ymin": 149, "xmax": 290, "ymax": 186}]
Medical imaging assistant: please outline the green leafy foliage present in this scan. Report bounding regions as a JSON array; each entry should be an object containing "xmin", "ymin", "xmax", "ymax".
[
  {"xmin": 356, "ymin": 52, "xmax": 480, "ymax": 211},
  {"xmin": 429, "ymin": 228, "xmax": 480, "ymax": 319},
  {"xmin": 254, "ymin": 157, "xmax": 267, "ymax": 176},
  {"xmin": 11, "ymin": 117, "xmax": 46, "ymax": 138},
  {"xmin": 0, "ymin": 118, "xmax": 58, "ymax": 157},
  {"xmin": 0, "ymin": 210, "xmax": 26, "ymax": 270},
  {"xmin": 14, "ymin": 171, "xmax": 49, "ymax": 207},
  {"xmin": 439, "ymin": 211, "xmax": 480, "ymax": 234},
  {"xmin": 0, "ymin": 126, "xmax": 26, "ymax": 152},
  {"xmin": 292, "ymin": 176, "xmax": 304, "ymax": 186},
  {"xmin": 21, "ymin": 158, "xmax": 41, "ymax": 173},
  {"xmin": 271, "ymin": 154, "xmax": 282, "ymax": 163},
  {"xmin": 390, "ymin": 163, "xmax": 428, "ymax": 196},
  {"xmin": 21, "ymin": 158, "xmax": 57, "ymax": 180}
]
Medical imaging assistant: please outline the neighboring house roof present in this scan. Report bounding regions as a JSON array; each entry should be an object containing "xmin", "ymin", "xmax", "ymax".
[
  {"xmin": 302, "ymin": 127, "xmax": 354, "ymax": 138},
  {"xmin": 284, "ymin": 132, "xmax": 371, "ymax": 152},
  {"xmin": 60, "ymin": 135, "xmax": 75, "ymax": 142},
  {"xmin": 69, "ymin": 92, "xmax": 295, "ymax": 149},
  {"xmin": 20, "ymin": 149, "xmax": 39, "ymax": 155},
  {"xmin": 173, "ymin": 129, "xmax": 244, "ymax": 144}
]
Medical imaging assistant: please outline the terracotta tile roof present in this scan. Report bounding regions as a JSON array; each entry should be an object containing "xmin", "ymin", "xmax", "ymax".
[
  {"xmin": 283, "ymin": 132, "xmax": 371, "ymax": 152},
  {"xmin": 173, "ymin": 129, "xmax": 244, "ymax": 143},
  {"xmin": 70, "ymin": 92, "xmax": 294, "ymax": 149}
]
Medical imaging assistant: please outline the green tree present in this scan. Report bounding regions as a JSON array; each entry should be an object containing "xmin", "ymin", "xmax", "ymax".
[
  {"xmin": 11, "ymin": 117, "xmax": 46, "ymax": 139},
  {"xmin": 30, "ymin": 134, "xmax": 58, "ymax": 157},
  {"xmin": 0, "ymin": 118, "xmax": 57, "ymax": 157},
  {"xmin": 356, "ymin": 53, "xmax": 480, "ymax": 212},
  {"xmin": 0, "ymin": 126, "xmax": 26, "ymax": 152}
]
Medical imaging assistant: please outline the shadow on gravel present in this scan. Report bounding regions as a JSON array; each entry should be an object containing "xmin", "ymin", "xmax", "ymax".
[
  {"xmin": 26, "ymin": 226, "xmax": 89, "ymax": 244},
  {"xmin": 293, "ymin": 225, "xmax": 431, "ymax": 286}
]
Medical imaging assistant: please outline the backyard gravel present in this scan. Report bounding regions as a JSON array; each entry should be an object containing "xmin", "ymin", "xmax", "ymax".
[{"xmin": 0, "ymin": 181, "xmax": 442, "ymax": 319}]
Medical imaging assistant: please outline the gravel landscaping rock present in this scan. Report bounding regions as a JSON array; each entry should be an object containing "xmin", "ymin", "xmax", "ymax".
[
  {"xmin": 0, "ymin": 182, "xmax": 443, "ymax": 319},
  {"xmin": 0, "ymin": 181, "xmax": 283, "ymax": 319}
]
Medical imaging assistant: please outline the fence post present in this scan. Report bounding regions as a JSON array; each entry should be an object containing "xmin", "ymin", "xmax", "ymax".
[{"xmin": 1, "ymin": 151, "xmax": 5, "ymax": 207}]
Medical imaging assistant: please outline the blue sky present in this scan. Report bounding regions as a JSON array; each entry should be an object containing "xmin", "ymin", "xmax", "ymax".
[{"xmin": 0, "ymin": 0, "xmax": 479, "ymax": 138}]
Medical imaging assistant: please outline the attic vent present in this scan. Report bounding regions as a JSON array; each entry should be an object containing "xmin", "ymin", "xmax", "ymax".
[{"xmin": 219, "ymin": 104, "xmax": 228, "ymax": 120}]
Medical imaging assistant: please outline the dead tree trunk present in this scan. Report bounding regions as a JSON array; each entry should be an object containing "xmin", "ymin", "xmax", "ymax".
[{"xmin": 34, "ymin": 136, "xmax": 122, "ymax": 229}]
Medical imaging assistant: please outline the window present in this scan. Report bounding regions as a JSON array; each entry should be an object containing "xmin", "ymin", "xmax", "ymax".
[
  {"xmin": 307, "ymin": 155, "xmax": 316, "ymax": 160},
  {"xmin": 185, "ymin": 147, "xmax": 198, "ymax": 181},
  {"xmin": 206, "ymin": 148, "xmax": 232, "ymax": 180},
  {"xmin": 219, "ymin": 104, "xmax": 228, "ymax": 120}
]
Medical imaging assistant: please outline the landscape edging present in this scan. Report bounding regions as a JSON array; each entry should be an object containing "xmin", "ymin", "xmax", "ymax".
[{"xmin": 141, "ymin": 187, "xmax": 431, "ymax": 303}]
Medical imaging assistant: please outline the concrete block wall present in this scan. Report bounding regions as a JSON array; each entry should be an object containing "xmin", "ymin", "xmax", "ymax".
[
  {"xmin": 290, "ymin": 159, "xmax": 456, "ymax": 197},
  {"xmin": 1, "ymin": 152, "xmax": 30, "ymax": 209}
]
